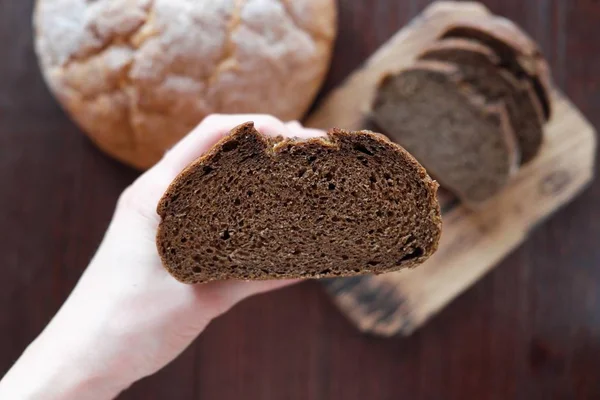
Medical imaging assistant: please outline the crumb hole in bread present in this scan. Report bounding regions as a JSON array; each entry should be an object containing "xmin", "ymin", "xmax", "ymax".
[
  {"xmin": 203, "ymin": 166, "xmax": 214, "ymax": 175},
  {"xmin": 398, "ymin": 247, "xmax": 424, "ymax": 263},
  {"xmin": 325, "ymin": 172, "xmax": 333, "ymax": 181},
  {"xmin": 342, "ymin": 254, "xmax": 349, "ymax": 260},
  {"xmin": 220, "ymin": 230, "xmax": 231, "ymax": 240},
  {"xmin": 206, "ymin": 248, "xmax": 213, "ymax": 254},
  {"xmin": 222, "ymin": 140, "xmax": 239, "ymax": 152},
  {"xmin": 354, "ymin": 143, "xmax": 374, "ymax": 156},
  {"xmin": 328, "ymin": 183, "xmax": 336, "ymax": 190},
  {"xmin": 170, "ymin": 248, "xmax": 176, "ymax": 255},
  {"xmin": 234, "ymin": 198, "xmax": 241, "ymax": 206},
  {"xmin": 376, "ymin": 210, "xmax": 384, "ymax": 218},
  {"xmin": 360, "ymin": 159, "xmax": 369, "ymax": 166},
  {"xmin": 180, "ymin": 237, "xmax": 187, "ymax": 243},
  {"xmin": 247, "ymin": 190, "xmax": 253, "ymax": 197},
  {"xmin": 384, "ymin": 173, "xmax": 392, "ymax": 180},
  {"xmin": 307, "ymin": 155, "xmax": 317, "ymax": 163},
  {"xmin": 332, "ymin": 216, "xmax": 340, "ymax": 222},
  {"xmin": 192, "ymin": 266, "xmax": 202, "ymax": 274},
  {"xmin": 370, "ymin": 175, "xmax": 377, "ymax": 183},
  {"xmin": 367, "ymin": 260, "xmax": 380, "ymax": 266},
  {"xmin": 192, "ymin": 255, "xmax": 201, "ymax": 262},
  {"xmin": 297, "ymin": 168, "xmax": 307, "ymax": 178},
  {"xmin": 320, "ymin": 269, "xmax": 331, "ymax": 275}
]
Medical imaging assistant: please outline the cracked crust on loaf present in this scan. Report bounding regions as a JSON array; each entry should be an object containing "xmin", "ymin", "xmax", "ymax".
[{"xmin": 34, "ymin": 0, "xmax": 337, "ymax": 169}]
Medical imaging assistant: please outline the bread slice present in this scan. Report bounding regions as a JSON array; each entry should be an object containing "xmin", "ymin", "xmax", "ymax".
[
  {"xmin": 156, "ymin": 122, "xmax": 442, "ymax": 284},
  {"xmin": 441, "ymin": 16, "xmax": 553, "ymax": 121},
  {"xmin": 371, "ymin": 60, "xmax": 519, "ymax": 207},
  {"xmin": 419, "ymin": 38, "xmax": 545, "ymax": 164}
]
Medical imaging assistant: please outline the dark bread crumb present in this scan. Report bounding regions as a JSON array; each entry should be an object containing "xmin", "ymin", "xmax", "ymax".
[
  {"xmin": 419, "ymin": 38, "xmax": 545, "ymax": 164},
  {"xmin": 372, "ymin": 60, "xmax": 519, "ymax": 207},
  {"xmin": 156, "ymin": 122, "xmax": 442, "ymax": 284}
]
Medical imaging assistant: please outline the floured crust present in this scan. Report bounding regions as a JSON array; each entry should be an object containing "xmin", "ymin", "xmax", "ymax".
[
  {"xmin": 440, "ymin": 15, "xmax": 553, "ymax": 121},
  {"xmin": 34, "ymin": 0, "xmax": 337, "ymax": 169}
]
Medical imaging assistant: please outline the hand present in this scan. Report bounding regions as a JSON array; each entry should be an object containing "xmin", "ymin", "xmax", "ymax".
[{"xmin": 0, "ymin": 115, "xmax": 326, "ymax": 400}]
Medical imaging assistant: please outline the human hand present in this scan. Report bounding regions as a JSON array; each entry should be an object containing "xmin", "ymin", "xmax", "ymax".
[{"xmin": 0, "ymin": 115, "xmax": 326, "ymax": 400}]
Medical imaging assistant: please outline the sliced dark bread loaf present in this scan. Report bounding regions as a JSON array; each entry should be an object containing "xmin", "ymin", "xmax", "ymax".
[
  {"xmin": 441, "ymin": 16, "xmax": 553, "ymax": 121},
  {"xmin": 371, "ymin": 60, "xmax": 519, "ymax": 207},
  {"xmin": 419, "ymin": 38, "xmax": 545, "ymax": 163},
  {"xmin": 156, "ymin": 122, "xmax": 442, "ymax": 284}
]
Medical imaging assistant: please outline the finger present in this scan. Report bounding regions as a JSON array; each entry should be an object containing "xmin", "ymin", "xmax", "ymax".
[
  {"xmin": 285, "ymin": 120, "xmax": 327, "ymax": 139},
  {"xmin": 285, "ymin": 120, "xmax": 303, "ymax": 130},
  {"xmin": 193, "ymin": 279, "xmax": 301, "ymax": 316},
  {"xmin": 158, "ymin": 114, "xmax": 289, "ymax": 176},
  {"xmin": 224, "ymin": 279, "xmax": 301, "ymax": 303}
]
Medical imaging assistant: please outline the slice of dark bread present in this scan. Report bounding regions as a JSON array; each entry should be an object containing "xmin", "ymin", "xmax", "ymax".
[
  {"xmin": 156, "ymin": 122, "xmax": 442, "ymax": 284},
  {"xmin": 419, "ymin": 38, "xmax": 545, "ymax": 163},
  {"xmin": 441, "ymin": 16, "xmax": 553, "ymax": 121},
  {"xmin": 371, "ymin": 60, "xmax": 519, "ymax": 207}
]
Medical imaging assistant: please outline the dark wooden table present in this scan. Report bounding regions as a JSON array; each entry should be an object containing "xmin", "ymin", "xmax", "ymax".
[{"xmin": 1, "ymin": 1, "xmax": 599, "ymax": 399}]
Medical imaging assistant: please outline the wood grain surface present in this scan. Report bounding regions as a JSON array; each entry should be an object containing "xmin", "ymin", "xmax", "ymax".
[{"xmin": 1, "ymin": 0, "xmax": 599, "ymax": 399}]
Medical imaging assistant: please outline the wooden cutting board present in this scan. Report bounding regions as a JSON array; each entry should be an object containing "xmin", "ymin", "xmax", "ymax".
[{"xmin": 306, "ymin": 1, "xmax": 597, "ymax": 337}]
